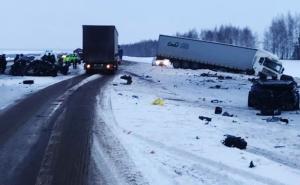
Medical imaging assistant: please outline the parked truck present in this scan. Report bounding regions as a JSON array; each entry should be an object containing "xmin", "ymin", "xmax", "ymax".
[
  {"xmin": 83, "ymin": 25, "xmax": 119, "ymax": 73},
  {"xmin": 156, "ymin": 35, "xmax": 299, "ymax": 113}
]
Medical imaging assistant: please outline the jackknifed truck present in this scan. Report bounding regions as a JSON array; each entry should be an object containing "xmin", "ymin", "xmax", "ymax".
[{"xmin": 156, "ymin": 35, "xmax": 299, "ymax": 113}]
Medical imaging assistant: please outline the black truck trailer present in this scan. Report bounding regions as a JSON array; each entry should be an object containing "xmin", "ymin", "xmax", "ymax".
[{"xmin": 83, "ymin": 25, "xmax": 119, "ymax": 73}]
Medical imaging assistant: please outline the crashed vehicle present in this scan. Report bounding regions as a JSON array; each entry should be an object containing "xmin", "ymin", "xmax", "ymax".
[
  {"xmin": 10, "ymin": 54, "xmax": 69, "ymax": 76},
  {"xmin": 248, "ymin": 79, "xmax": 299, "ymax": 111},
  {"xmin": 248, "ymin": 56, "xmax": 299, "ymax": 112}
]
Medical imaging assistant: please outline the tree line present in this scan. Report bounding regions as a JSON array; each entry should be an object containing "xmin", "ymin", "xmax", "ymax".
[
  {"xmin": 122, "ymin": 13, "xmax": 300, "ymax": 60},
  {"xmin": 264, "ymin": 13, "xmax": 300, "ymax": 60}
]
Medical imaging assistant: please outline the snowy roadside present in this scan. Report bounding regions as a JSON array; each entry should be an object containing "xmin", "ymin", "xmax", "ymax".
[
  {"xmin": 98, "ymin": 58, "xmax": 300, "ymax": 185},
  {"xmin": 123, "ymin": 56, "xmax": 154, "ymax": 64},
  {"xmin": 281, "ymin": 60, "xmax": 300, "ymax": 79},
  {"xmin": 0, "ymin": 64, "xmax": 85, "ymax": 110}
]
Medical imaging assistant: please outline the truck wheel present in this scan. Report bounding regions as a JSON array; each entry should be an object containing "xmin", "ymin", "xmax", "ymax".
[
  {"xmin": 182, "ymin": 61, "xmax": 190, "ymax": 69},
  {"xmin": 248, "ymin": 91, "xmax": 254, "ymax": 107},
  {"xmin": 172, "ymin": 61, "xmax": 181, "ymax": 69}
]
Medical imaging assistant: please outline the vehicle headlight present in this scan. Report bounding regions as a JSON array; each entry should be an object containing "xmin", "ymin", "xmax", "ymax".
[{"xmin": 86, "ymin": 64, "xmax": 91, "ymax": 69}]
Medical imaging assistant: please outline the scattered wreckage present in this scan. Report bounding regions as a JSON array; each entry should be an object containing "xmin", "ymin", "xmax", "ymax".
[{"xmin": 10, "ymin": 54, "xmax": 70, "ymax": 76}]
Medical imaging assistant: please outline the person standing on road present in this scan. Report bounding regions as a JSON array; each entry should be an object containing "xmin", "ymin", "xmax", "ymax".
[
  {"xmin": 14, "ymin": 54, "xmax": 20, "ymax": 63},
  {"xmin": 0, "ymin": 54, "xmax": 7, "ymax": 73},
  {"xmin": 118, "ymin": 45, "xmax": 123, "ymax": 64}
]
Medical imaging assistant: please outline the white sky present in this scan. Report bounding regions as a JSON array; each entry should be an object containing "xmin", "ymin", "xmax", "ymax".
[{"xmin": 0, "ymin": 0, "xmax": 299, "ymax": 50}]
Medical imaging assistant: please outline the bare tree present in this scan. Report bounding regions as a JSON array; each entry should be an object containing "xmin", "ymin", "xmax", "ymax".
[{"xmin": 263, "ymin": 13, "xmax": 300, "ymax": 59}]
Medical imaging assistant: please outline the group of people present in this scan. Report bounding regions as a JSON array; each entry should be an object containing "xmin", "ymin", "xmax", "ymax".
[
  {"xmin": 0, "ymin": 54, "xmax": 7, "ymax": 73},
  {"xmin": 41, "ymin": 53, "xmax": 56, "ymax": 64}
]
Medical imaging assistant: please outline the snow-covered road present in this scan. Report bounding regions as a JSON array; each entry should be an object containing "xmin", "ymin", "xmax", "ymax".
[{"xmin": 99, "ymin": 58, "xmax": 300, "ymax": 185}]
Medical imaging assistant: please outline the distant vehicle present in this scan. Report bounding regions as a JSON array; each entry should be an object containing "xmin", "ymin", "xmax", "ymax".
[
  {"xmin": 156, "ymin": 35, "xmax": 284, "ymax": 78},
  {"xmin": 83, "ymin": 25, "xmax": 119, "ymax": 74}
]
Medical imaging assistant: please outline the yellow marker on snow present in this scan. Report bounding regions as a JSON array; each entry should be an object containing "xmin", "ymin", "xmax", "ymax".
[{"xmin": 152, "ymin": 98, "xmax": 165, "ymax": 106}]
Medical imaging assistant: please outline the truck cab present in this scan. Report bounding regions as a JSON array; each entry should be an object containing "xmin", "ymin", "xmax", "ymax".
[{"xmin": 253, "ymin": 50, "xmax": 284, "ymax": 79}]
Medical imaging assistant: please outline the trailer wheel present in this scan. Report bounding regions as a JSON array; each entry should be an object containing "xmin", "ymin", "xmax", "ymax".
[
  {"xmin": 172, "ymin": 61, "xmax": 181, "ymax": 69},
  {"xmin": 182, "ymin": 61, "xmax": 190, "ymax": 69}
]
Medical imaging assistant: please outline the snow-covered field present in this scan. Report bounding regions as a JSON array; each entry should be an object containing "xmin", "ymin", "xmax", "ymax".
[
  {"xmin": 281, "ymin": 60, "xmax": 300, "ymax": 78},
  {"xmin": 0, "ymin": 65, "xmax": 84, "ymax": 110},
  {"xmin": 99, "ymin": 58, "xmax": 300, "ymax": 185}
]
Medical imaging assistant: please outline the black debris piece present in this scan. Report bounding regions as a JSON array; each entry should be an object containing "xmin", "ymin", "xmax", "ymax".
[
  {"xmin": 132, "ymin": 95, "xmax": 139, "ymax": 99},
  {"xmin": 274, "ymin": 146, "xmax": 285, "ymax": 148},
  {"xmin": 120, "ymin": 75, "xmax": 132, "ymax": 85},
  {"xmin": 222, "ymin": 135, "xmax": 247, "ymax": 150},
  {"xmin": 196, "ymin": 136, "xmax": 200, "ymax": 140},
  {"xmin": 211, "ymin": 85, "xmax": 221, "ymax": 89},
  {"xmin": 199, "ymin": 116, "xmax": 212, "ymax": 122},
  {"xmin": 222, "ymin": 112, "xmax": 234, "ymax": 117},
  {"xmin": 264, "ymin": 117, "xmax": 288, "ymax": 124},
  {"xmin": 249, "ymin": 161, "xmax": 255, "ymax": 168},
  {"xmin": 118, "ymin": 93, "xmax": 123, "ymax": 96},
  {"xmin": 218, "ymin": 76, "xmax": 225, "ymax": 80},
  {"xmin": 23, "ymin": 80, "xmax": 34, "ymax": 85},
  {"xmin": 211, "ymin": 99, "xmax": 223, "ymax": 103},
  {"xmin": 210, "ymin": 85, "xmax": 228, "ymax": 89},
  {"xmin": 113, "ymin": 83, "xmax": 118, "ymax": 86},
  {"xmin": 280, "ymin": 118, "xmax": 289, "ymax": 124},
  {"xmin": 215, "ymin": 107, "xmax": 223, "ymax": 114},
  {"xmin": 200, "ymin": 73, "xmax": 233, "ymax": 80}
]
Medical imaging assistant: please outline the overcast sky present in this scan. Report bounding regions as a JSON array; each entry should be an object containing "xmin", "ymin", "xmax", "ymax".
[{"xmin": 0, "ymin": 0, "xmax": 299, "ymax": 50}]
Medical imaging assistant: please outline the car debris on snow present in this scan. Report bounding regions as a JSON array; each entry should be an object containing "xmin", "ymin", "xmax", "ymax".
[
  {"xmin": 211, "ymin": 99, "xmax": 223, "ymax": 103},
  {"xmin": 132, "ymin": 95, "xmax": 139, "ymax": 99},
  {"xmin": 23, "ymin": 80, "xmax": 34, "ymax": 85},
  {"xmin": 222, "ymin": 135, "xmax": 247, "ymax": 150},
  {"xmin": 249, "ymin": 161, "xmax": 255, "ymax": 168},
  {"xmin": 120, "ymin": 75, "xmax": 133, "ymax": 85},
  {"xmin": 222, "ymin": 111, "xmax": 234, "ymax": 117},
  {"xmin": 263, "ymin": 117, "xmax": 289, "ymax": 124},
  {"xmin": 215, "ymin": 107, "xmax": 223, "ymax": 114},
  {"xmin": 200, "ymin": 73, "xmax": 233, "ymax": 80},
  {"xmin": 199, "ymin": 116, "xmax": 212, "ymax": 123},
  {"xmin": 209, "ymin": 85, "xmax": 229, "ymax": 89}
]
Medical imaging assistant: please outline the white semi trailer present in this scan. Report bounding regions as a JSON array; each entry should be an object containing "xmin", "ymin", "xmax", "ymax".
[{"xmin": 156, "ymin": 35, "xmax": 284, "ymax": 79}]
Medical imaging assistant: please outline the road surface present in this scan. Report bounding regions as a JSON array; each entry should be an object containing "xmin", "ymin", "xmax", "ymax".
[{"xmin": 0, "ymin": 74, "xmax": 112, "ymax": 185}]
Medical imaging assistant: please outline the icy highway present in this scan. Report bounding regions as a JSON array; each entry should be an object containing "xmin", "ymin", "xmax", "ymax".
[{"xmin": 0, "ymin": 74, "xmax": 113, "ymax": 185}]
